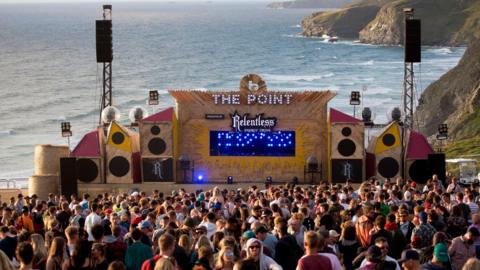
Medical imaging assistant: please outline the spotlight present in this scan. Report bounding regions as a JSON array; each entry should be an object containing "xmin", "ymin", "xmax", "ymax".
[
  {"xmin": 227, "ymin": 176, "xmax": 233, "ymax": 184},
  {"xmin": 265, "ymin": 176, "xmax": 272, "ymax": 184},
  {"xmin": 197, "ymin": 175, "xmax": 204, "ymax": 182},
  {"xmin": 437, "ymin": 124, "xmax": 448, "ymax": 140},
  {"xmin": 362, "ymin": 107, "xmax": 372, "ymax": 124},
  {"xmin": 61, "ymin": 122, "xmax": 72, "ymax": 138},
  {"xmin": 349, "ymin": 91, "xmax": 361, "ymax": 106},
  {"xmin": 148, "ymin": 90, "xmax": 159, "ymax": 105}
]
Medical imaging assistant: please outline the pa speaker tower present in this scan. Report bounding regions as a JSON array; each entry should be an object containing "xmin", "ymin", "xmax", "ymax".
[
  {"xmin": 96, "ymin": 20, "xmax": 113, "ymax": 63},
  {"xmin": 405, "ymin": 19, "xmax": 421, "ymax": 63},
  {"xmin": 59, "ymin": 157, "xmax": 78, "ymax": 198}
]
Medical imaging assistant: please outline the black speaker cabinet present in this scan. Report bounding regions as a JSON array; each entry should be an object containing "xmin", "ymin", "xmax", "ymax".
[
  {"xmin": 405, "ymin": 19, "xmax": 421, "ymax": 63},
  {"xmin": 428, "ymin": 153, "xmax": 446, "ymax": 183},
  {"xmin": 96, "ymin": 20, "xmax": 113, "ymax": 63},
  {"xmin": 406, "ymin": 159, "xmax": 430, "ymax": 184},
  {"xmin": 59, "ymin": 157, "xmax": 78, "ymax": 198},
  {"xmin": 331, "ymin": 159, "xmax": 363, "ymax": 183},
  {"xmin": 142, "ymin": 157, "xmax": 174, "ymax": 182},
  {"xmin": 76, "ymin": 158, "xmax": 103, "ymax": 184}
]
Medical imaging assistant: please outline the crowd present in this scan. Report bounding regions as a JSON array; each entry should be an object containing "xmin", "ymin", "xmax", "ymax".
[{"xmin": 1, "ymin": 175, "xmax": 480, "ymax": 270}]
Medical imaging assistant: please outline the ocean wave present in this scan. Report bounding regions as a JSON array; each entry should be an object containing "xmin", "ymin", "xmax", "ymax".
[
  {"xmin": 426, "ymin": 47, "xmax": 453, "ymax": 55},
  {"xmin": 263, "ymin": 73, "xmax": 335, "ymax": 83},
  {"xmin": 291, "ymin": 24, "xmax": 301, "ymax": 28},
  {"xmin": 0, "ymin": 130, "xmax": 16, "ymax": 137}
]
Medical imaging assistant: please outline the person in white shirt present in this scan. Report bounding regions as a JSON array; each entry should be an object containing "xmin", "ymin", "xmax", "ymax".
[{"xmin": 84, "ymin": 203, "xmax": 102, "ymax": 241}]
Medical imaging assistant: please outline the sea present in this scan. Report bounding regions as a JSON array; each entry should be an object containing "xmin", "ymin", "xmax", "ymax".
[{"xmin": 0, "ymin": 1, "xmax": 466, "ymax": 186}]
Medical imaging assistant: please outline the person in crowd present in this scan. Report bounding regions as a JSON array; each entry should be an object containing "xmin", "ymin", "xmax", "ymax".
[
  {"xmin": 338, "ymin": 221, "xmax": 358, "ymax": 270},
  {"xmin": 0, "ymin": 249, "xmax": 16, "ymax": 270},
  {"xmin": 274, "ymin": 220, "xmax": 301, "ymax": 270},
  {"xmin": 31, "ymin": 233, "xmax": 48, "ymax": 270},
  {"xmin": 125, "ymin": 228, "xmax": 153, "ymax": 270},
  {"xmin": 46, "ymin": 237, "xmax": 65, "ymax": 270},
  {"xmin": 412, "ymin": 212, "xmax": 437, "ymax": 249},
  {"xmin": 85, "ymin": 204, "xmax": 102, "ymax": 242},
  {"xmin": 62, "ymin": 240, "xmax": 92, "ymax": 270},
  {"xmin": 214, "ymin": 244, "xmax": 237, "ymax": 270},
  {"xmin": 17, "ymin": 206, "xmax": 34, "ymax": 233},
  {"xmin": 421, "ymin": 243, "xmax": 449, "ymax": 270},
  {"xmin": 356, "ymin": 204, "xmax": 374, "ymax": 249},
  {"xmin": 359, "ymin": 237, "xmax": 401, "ymax": 270},
  {"xmin": 91, "ymin": 243, "xmax": 109, "ymax": 270},
  {"xmin": 244, "ymin": 238, "xmax": 281, "ymax": 270},
  {"xmin": 296, "ymin": 231, "xmax": 332, "ymax": 270},
  {"xmin": 16, "ymin": 242, "xmax": 34, "ymax": 270},
  {"xmin": 140, "ymin": 233, "xmax": 176, "ymax": 270},
  {"xmin": 108, "ymin": 261, "xmax": 126, "ymax": 270},
  {"xmin": 449, "ymin": 227, "xmax": 480, "ymax": 270},
  {"xmin": 0, "ymin": 226, "xmax": 18, "ymax": 260},
  {"xmin": 461, "ymin": 258, "xmax": 480, "ymax": 270},
  {"xmin": 399, "ymin": 250, "xmax": 421, "ymax": 270}
]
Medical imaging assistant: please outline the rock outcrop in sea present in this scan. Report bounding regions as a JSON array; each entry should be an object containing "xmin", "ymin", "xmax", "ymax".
[
  {"xmin": 303, "ymin": 0, "xmax": 480, "ymax": 46},
  {"xmin": 268, "ymin": 0, "xmax": 356, "ymax": 9}
]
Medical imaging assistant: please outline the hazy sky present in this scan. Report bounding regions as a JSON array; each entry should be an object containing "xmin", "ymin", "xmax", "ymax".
[{"xmin": 0, "ymin": 0, "xmax": 271, "ymax": 3}]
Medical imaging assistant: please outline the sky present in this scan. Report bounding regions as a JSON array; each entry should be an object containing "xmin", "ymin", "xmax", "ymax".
[{"xmin": 0, "ymin": 0, "xmax": 271, "ymax": 3}]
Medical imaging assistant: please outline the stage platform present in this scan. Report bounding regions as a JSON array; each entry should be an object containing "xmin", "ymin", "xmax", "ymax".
[{"xmin": 78, "ymin": 181, "xmax": 297, "ymax": 195}]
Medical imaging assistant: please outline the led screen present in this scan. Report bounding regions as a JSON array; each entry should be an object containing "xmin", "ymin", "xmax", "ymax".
[{"xmin": 210, "ymin": 131, "xmax": 295, "ymax": 156}]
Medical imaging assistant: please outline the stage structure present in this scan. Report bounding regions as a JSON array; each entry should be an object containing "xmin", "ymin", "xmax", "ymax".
[{"xmin": 170, "ymin": 74, "xmax": 335, "ymax": 183}]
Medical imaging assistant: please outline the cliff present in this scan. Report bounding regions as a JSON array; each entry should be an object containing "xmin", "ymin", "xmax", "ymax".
[
  {"xmin": 302, "ymin": 0, "xmax": 387, "ymax": 38},
  {"xmin": 303, "ymin": 0, "xmax": 480, "ymax": 46},
  {"xmin": 360, "ymin": 0, "xmax": 476, "ymax": 46},
  {"xmin": 415, "ymin": 40, "xmax": 480, "ymax": 140},
  {"xmin": 268, "ymin": 0, "xmax": 356, "ymax": 9}
]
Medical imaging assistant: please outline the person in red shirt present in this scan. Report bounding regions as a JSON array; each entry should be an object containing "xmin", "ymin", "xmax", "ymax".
[
  {"xmin": 296, "ymin": 231, "xmax": 332, "ymax": 270},
  {"xmin": 140, "ymin": 233, "xmax": 176, "ymax": 270}
]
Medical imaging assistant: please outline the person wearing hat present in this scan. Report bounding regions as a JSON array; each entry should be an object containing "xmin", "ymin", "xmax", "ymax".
[
  {"xmin": 411, "ymin": 211, "xmax": 437, "ymax": 249},
  {"xmin": 327, "ymin": 230, "xmax": 340, "ymax": 256},
  {"xmin": 449, "ymin": 227, "xmax": 480, "ymax": 270},
  {"xmin": 399, "ymin": 249, "xmax": 421, "ymax": 270},
  {"xmin": 358, "ymin": 246, "xmax": 383, "ymax": 270},
  {"xmin": 421, "ymin": 243, "xmax": 448, "ymax": 270}
]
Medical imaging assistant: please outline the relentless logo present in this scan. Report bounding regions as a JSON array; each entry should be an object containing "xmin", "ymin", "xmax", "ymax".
[{"xmin": 230, "ymin": 111, "xmax": 277, "ymax": 132}]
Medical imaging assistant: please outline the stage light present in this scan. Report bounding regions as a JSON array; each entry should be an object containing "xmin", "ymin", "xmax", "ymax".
[
  {"xmin": 266, "ymin": 176, "xmax": 272, "ymax": 184},
  {"xmin": 61, "ymin": 122, "xmax": 72, "ymax": 138},
  {"xmin": 197, "ymin": 175, "xmax": 204, "ymax": 181},
  {"xmin": 391, "ymin": 107, "xmax": 402, "ymax": 122},
  {"xmin": 350, "ymin": 91, "xmax": 361, "ymax": 106},
  {"xmin": 437, "ymin": 124, "xmax": 448, "ymax": 140},
  {"xmin": 148, "ymin": 90, "xmax": 159, "ymax": 105},
  {"xmin": 227, "ymin": 176, "xmax": 233, "ymax": 184}
]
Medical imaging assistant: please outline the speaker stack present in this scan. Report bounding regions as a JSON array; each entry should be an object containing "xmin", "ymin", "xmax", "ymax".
[
  {"xmin": 405, "ymin": 19, "xmax": 421, "ymax": 63},
  {"xmin": 96, "ymin": 20, "xmax": 113, "ymax": 63},
  {"xmin": 71, "ymin": 129, "xmax": 104, "ymax": 185},
  {"xmin": 329, "ymin": 108, "xmax": 365, "ymax": 183},
  {"xmin": 404, "ymin": 130, "xmax": 434, "ymax": 184},
  {"xmin": 368, "ymin": 121, "xmax": 402, "ymax": 180},
  {"xmin": 139, "ymin": 107, "xmax": 176, "ymax": 182},
  {"xmin": 106, "ymin": 121, "xmax": 141, "ymax": 183}
]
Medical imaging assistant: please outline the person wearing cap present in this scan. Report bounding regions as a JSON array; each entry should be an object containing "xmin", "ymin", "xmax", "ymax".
[
  {"xmin": 138, "ymin": 220, "xmax": 153, "ymax": 246},
  {"xmin": 358, "ymin": 246, "xmax": 384, "ymax": 270},
  {"xmin": 421, "ymin": 243, "xmax": 448, "ymax": 270},
  {"xmin": 449, "ymin": 227, "xmax": 480, "ymax": 270},
  {"xmin": 16, "ymin": 206, "xmax": 34, "ymax": 233},
  {"xmin": 327, "ymin": 230, "xmax": 340, "ymax": 256},
  {"xmin": 297, "ymin": 231, "xmax": 332, "ymax": 270},
  {"xmin": 399, "ymin": 249, "xmax": 421, "ymax": 270},
  {"xmin": 412, "ymin": 211, "xmax": 437, "ymax": 249},
  {"xmin": 359, "ymin": 237, "xmax": 401, "ymax": 270}
]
